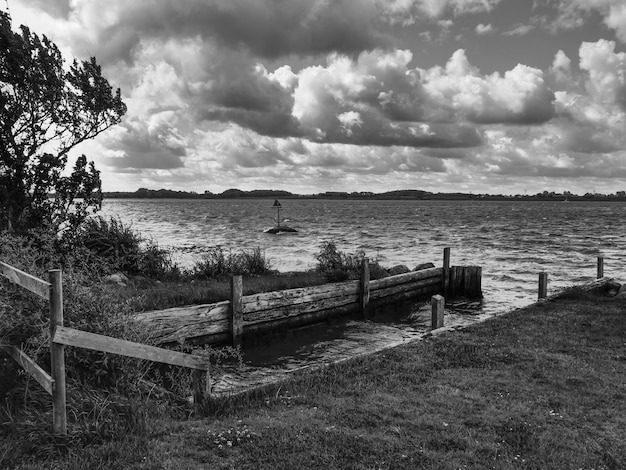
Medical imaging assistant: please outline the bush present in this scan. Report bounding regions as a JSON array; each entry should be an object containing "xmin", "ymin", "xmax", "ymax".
[
  {"xmin": 76, "ymin": 216, "xmax": 180, "ymax": 280},
  {"xmin": 315, "ymin": 241, "xmax": 387, "ymax": 282},
  {"xmin": 191, "ymin": 246, "xmax": 273, "ymax": 279}
]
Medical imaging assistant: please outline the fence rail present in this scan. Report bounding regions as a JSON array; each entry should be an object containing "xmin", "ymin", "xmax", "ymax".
[{"xmin": 0, "ymin": 262, "xmax": 210, "ymax": 436}]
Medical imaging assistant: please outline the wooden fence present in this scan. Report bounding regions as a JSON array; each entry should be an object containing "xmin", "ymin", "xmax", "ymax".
[
  {"xmin": 0, "ymin": 262, "xmax": 210, "ymax": 436},
  {"xmin": 137, "ymin": 248, "xmax": 483, "ymax": 347}
]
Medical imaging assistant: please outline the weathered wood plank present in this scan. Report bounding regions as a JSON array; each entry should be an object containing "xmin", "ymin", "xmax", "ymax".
[
  {"xmin": 371, "ymin": 285, "xmax": 438, "ymax": 308},
  {"xmin": 134, "ymin": 301, "xmax": 230, "ymax": 322},
  {"xmin": 538, "ymin": 272, "xmax": 548, "ymax": 299},
  {"xmin": 597, "ymin": 256, "xmax": 604, "ymax": 279},
  {"xmin": 53, "ymin": 326, "xmax": 209, "ymax": 371},
  {"xmin": 443, "ymin": 247, "xmax": 450, "ymax": 296},
  {"xmin": 149, "ymin": 319, "xmax": 231, "ymax": 344},
  {"xmin": 370, "ymin": 276, "xmax": 441, "ymax": 300},
  {"xmin": 244, "ymin": 302, "xmax": 359, "ymax": 336},
  {"xmin": 369, "ymin": 267, "xmax": 442, "ymax": 290},
  {"xmin": 242, "ymin": 281, "xmax": 359, "ymax": 313},
  {"xmin": 244, "ymin": 293, "xmax": 358, "ymax": 325},
  {"xmin": 0, "ymin": 344, "xmax": 54, "ymax": 395},
  {"xmin": 0, "ymin": 261, "xmax": 50, "ymax": 300}
]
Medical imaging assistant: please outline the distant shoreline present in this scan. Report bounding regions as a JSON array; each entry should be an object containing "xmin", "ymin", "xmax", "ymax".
[{"xmin": 102, "ymin": 188, "xmax": 626, "ymax": 202}]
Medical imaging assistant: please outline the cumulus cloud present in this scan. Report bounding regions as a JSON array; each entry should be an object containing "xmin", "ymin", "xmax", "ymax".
[
  {"xmin": 579, "ymin": 39, "xmax": 626, "ymax": 110},
  {"xmin": 381, "ymin": 0, "xmax": 502, "ymax": 24},
  {"xmin": 475, "ymin": 23, "xmax": 496, "ymax": 35},
  {"xmin": 503, "ymin": 23, "xmax": 535, "ymax": 36},
  {"xmin": 533, "ymin": 0, "xmax": 626, "ymax": 42}
]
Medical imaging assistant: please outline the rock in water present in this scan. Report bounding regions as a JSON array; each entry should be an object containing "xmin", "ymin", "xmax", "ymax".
[{"xmin": 388, "ymin": 265, "xmax": 410, "ymax": 276}]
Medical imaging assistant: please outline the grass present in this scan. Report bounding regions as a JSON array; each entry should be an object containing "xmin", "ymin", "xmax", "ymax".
[
  {"xmin": 113, "ymin": 270, "xmax": 328, "ymax": 312},
  {"xmin": 2, "ymin": 291, "xmax": 626, "ymax": 469}
]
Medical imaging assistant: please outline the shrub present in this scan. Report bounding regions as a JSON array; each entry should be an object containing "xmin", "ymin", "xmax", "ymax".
[
  {"xmin": 76, "ymin": 216, "xmax": 179, "ymax": 280},
  {"xmin": 315, "ymin": 241, "xmax": 386, "ymax": 282},
  {"xmin": 191, "ymin": 246, "xmax": 272, "ymax": 279}
]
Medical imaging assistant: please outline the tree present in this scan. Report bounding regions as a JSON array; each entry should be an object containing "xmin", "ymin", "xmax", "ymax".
[{"xmin": 0, "ymin": 11, "xmax": 126, "ymax": 237}]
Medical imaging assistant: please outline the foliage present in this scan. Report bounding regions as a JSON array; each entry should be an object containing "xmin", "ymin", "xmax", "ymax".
[
  {"xmin": 191, "ymin": 246, "xmax": 273, "ymax": 279},
  {"xmin": 315, "ymin": 241, "xmax": 386, "ymax": 282},
  {"xmin": 76, "ymin": 216, "xmax": 180, "ymax": 279},
  {"xmin": 0, "ymin": 11, "xmax": 126, "ymax": 236}
]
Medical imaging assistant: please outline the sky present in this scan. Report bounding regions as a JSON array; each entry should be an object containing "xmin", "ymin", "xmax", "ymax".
[{"xmin": 5, "ymin": 0, "xmax": 626, "ymax": 195}]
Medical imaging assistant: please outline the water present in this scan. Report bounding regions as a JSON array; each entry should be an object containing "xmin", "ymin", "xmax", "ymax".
[{"xmin": 100, "ymin": 199, "xmax": 626, "ymax": 315}]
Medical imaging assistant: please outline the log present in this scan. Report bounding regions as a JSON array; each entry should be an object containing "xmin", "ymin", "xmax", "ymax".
[
  {"xmin": 370, "ymin": 276, "xmax": 441, "ymax": 300},
  {"xmin": 597, "ymin": 256, "xmax": 604, "ymax": 279},
  {"xmin": 538, "ymin": 273, "xmax": 548, "ymax": 299},
  {"xmin": 242, "ymin": 281, "xmax": 359, "ymax": 313},
  {"xmin": 0, "ymin": 261, "xmax": 50, "ymax": 300},
  {"xmin": 369, "ymin": 267, "xmax": 442, "ymax": 291},
  {"xmin": 443, "ymin": 247, "xmax": 450, "ymax": 296},
  {"xmin": 244, "ymin": 293, "xmax": 358, "ymax": 325}
]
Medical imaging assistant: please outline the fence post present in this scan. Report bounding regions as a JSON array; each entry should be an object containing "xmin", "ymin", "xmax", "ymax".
[
  {"xmin": 443, "ymin": 247, "xmax": 450, "ymax": 296},
  {"xmin": 431, "ymin": 294, "xmax": 444, "ymax": 330},
  {"xmin": 538, "ymin": 272, "xmax": 548, "ymax": 299},
  {"xmin": 597, "ymin": 256, "xmax": 604, "ymax": 279},
  {"xmin": 230, "ymin": 276, "xmax": 243, "ymax": 348},
  {"xmin": 49, "ymin": 269, "xmax": 67, "ymax": 435},
  {"xmin": 192, "ymin": 369, "xmax": 210, "ymax": 405},
  {"xmin": 360, "ymin": 258, "xmax": 370, "ymax": 320}
]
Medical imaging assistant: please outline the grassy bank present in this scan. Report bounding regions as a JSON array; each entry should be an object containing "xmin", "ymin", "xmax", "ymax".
[{"xmin": 3, "ymin": 290, "xmax": 625, "ymax": 469}]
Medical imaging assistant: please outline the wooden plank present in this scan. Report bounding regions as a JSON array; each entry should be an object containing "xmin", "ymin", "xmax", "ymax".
[
  {"xmin": 133, "ymin": 302, "xmax": 231, "ymax": 344},
  {"xmin": 370, "ymin": 276, "xmax": 441, "ymax": 300},
  {"xmin": 360, "ymin": 258, "xmax": 370, "ymax": 320},
  {"xmin": 0, "ymin": 261, "xmax": 50, "ymax": 300},
  {"xmin": 231, "ymin": 276, "xmax": 243, "ymax": 347},
  {"xmin": 49, "ymin": 269, "xmax": 66, "ymax": 435},
  {"xmin": 244, "ymin": 302, "xmax": 359, "ymax": 336},
  {"xmin": 134, "ymin": 301, "xmax": 230, "ymax": 322},
  {"xmin": 242, "ymin": 281, "xmax": 359, "ymax": 313},
  {"xmin": 0, "ymin": 344, "xmax": 54, "ymax": 395},
  {"xmin": 53, "ymin": 326, "xmax": 209, "ymax": 371},
  {"xmin": 244, "ymin": 293, "xmax": 358, "ymax": 326},
  {"xmin": 192, "ymin": 369, "xmax": 211, "ymax": 404},
  {"xmin": 369, "ymin": 267, "xmax": 442, "ymax": 291},
  {"xmin": 431, "ymin": 294, "xmax": 444, "ymax": 330},
  {"xmin": 371, "ymin": 285, "xmax": 438, "ymax": 308}
]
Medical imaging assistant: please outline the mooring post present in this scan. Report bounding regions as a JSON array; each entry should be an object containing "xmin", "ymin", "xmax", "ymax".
[
  {"xmin": 431, "ymin": 294, "xmax": 445, "ymax": 330},
  {"xmin": 49, "ymin": 269, "xmax": 67, "ymax": 435},
  {"xmin": 230, "ymin": 275, "xmax": 243, "ymax": 347},
  {"xmin": 443, "ymin": 247, "xmax": 450, "ymax": 297},
  {"xmin": 360, "ymin": 258, "xmax": 370, "ymax": 320},
  {"xmin": 538, "ymin": 272, "xmax": 548, "ymax": 299},
  {"xmin": 597, "ymin": 256, "xmax": 604, "ymax": 279}
]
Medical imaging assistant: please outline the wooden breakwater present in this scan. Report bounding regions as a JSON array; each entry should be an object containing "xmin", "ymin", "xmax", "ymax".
[{"xmin": 137, "ymin": 248, "xmax": 482, "ymax": 347}]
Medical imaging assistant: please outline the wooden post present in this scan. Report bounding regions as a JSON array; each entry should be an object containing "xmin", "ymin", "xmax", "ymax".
[
  {"xmin": 431, "ymin": 294, "xmax": 444, "ymax": 330},
  {"xmin": 597, "ymin": 256, "xmax": 604, "ymax": 279},
  {"xmin": 230, "ymin": 276, "xmax": 243, "ymax": 347},
  {"xmin": 360, "ymin": 258, "xmax": 370, "ymax": 320},
  {"xmin": 49, "ymin": 269, "xmax": 67, "ymax": 435},
  {"xmin": 449, "ymin": 267, "xmax": 457, "ymax": 299},
  {"xmin": 192, "ymin": 369, "xmax": 210, "ymax": 405},
  {"xmin": 442, "ymin": 247, "xmax": 450, "ymax": 296},
  {"xmin": 538, "ymin": 272, "xmax": 548, "ymax": 299}
]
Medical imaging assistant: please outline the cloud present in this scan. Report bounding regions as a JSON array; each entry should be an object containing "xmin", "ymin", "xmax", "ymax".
[
  {"xmin": 475, "ymin": 23, "xmax": 496, "ymax": 35},
  {"xmin": 381, "ymin": 0, "xmax": 502, "ymax": 24},
  {"xmin": 533, "ymin": 0, "xmax": 626, "ymax": 42},
  {"xmin": 579, "ymin": 39, "xmax": 626, "ymax": 110},
  {"xmin": 102, "ymin": 115, "xmax": 188, "ymax": 170},
  {"xmin": 423, "ymin": 50, "xmax": 555, "ymax": 125},
  {"xmin": 503, "ymin": 23, "xmax": 535, "ymax": 36},
  {"xmin": 550, "ymin": 49, "xmax": 572, "ymax": 84}
]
